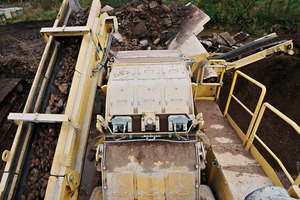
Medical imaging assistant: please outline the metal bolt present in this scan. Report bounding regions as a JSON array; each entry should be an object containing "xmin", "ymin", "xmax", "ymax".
[{"xmin": 69, "ymin": 174, "xmax": 74, "ymax": 181}]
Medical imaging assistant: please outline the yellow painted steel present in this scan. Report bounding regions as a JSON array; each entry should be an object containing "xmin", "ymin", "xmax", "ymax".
[
  {"xmin": 205, "ymin": 148, "xmax": 233, "ymax": 199},
  {"xmin": 245, "ymin": 102, "xmax": 300, "ymax": 198},
  {"xmin": 194, "ymin": 60, "xmax": 226, "ymax": 100},
  {"xmin": 225, "ymin": 40, "xmax": 294, "ymax": 70},
  {"xmin": 106, "ymin": 173, "xmax": 134, "ymax": 199},
  {"xmin": 40, "ymin": 26, "xmax": 90, "ymax": 41},
  {"xmin": 0, "ymin": 0, "xmax": 71, "ymax": 198},
  {"xmin": 223, "ymin": 70, "xmax": 266, "ymax": 144},
  {"xmin": 44, "ymin": 1, "xmax": 116, "ymax": 199},
  {"xmin": 137, "ymin": 174, "xmax": 165, "ymax": 200},
  {"xmin": 249, "ymin": 145, "xmax": 283, "ymax": 186},
  {"xmin": 167, "ymin": 172, "xmax": 196, "ymax": 199}
]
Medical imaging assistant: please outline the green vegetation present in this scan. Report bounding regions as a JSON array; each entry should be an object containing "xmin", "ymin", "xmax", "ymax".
[
  {"xmin": 196, "ymin": 0, "xmax": 300, "ymax": 33},
  {"xmin": 0, "ymin": 1, "xmax": 59, "ymax": 25},
  {"xmin": 1, "ymin": 0, "xmax": 299, "ymax": 33}
]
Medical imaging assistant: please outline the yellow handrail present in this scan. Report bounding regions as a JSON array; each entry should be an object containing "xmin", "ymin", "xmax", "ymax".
[
  {"xmin": 246, "ymin": 103, "xmax": 300, "ymax": 185},
  {"xmin": 194, "ymin": 59, "xmax": 226, "ymax": 101},
  {"xmin": 224, "ymin": 70, "xmax": 266, "ymax": 143}
]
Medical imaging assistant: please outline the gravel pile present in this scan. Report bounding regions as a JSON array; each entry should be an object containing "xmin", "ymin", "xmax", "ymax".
[{"xmin": 108, "ymin": 0, "xmax": 194, "ymax": 50}]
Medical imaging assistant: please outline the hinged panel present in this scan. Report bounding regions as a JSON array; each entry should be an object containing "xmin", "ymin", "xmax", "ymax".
[
  {"xmin": 167, "ymin": 172, "xmax": 196, "ymax": 200},
  {"xmin": 138, "ymin": 87, "xmax": 162, "ymax": 113},
  {"xmin": 109, "ymin": 87, "xmax": 134, "ymax": 115},
  {"xmin": 137, "ymin": 173, "xmax": 165, "ymax": 200},
  {"xmin": 106, "ymin": 172, "xmax": 134, "ymax": 200}
]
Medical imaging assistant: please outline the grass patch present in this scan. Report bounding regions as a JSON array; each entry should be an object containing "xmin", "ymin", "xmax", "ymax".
[{"xmin": 0, "ymin": 1, "xmax": 58, "ymax": 25}]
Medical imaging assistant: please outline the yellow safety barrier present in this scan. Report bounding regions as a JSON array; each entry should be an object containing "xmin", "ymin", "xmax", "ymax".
[
  {"xmin": 245, "ymin": 102, "xmax": 300, "ymax": 197},
  {"xmin": 223, "ymin": 70, "xmax": 266, "ymax": 144},
  {"xmin": 194, "ymin": 60, "xmax": 226, "ymax": 101},
  {"xmin": 223, "ymin": 71, "xmax": 300, "ymax": 197}
]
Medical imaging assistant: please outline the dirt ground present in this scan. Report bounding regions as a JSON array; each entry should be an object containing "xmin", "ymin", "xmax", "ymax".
[
  {"xmin": 0, "ymin": 20, "xmax": 54, "ymax": 179},
  {"xmin": 0, "ymin": 19, "xmax": 299, "ymax": 192}
]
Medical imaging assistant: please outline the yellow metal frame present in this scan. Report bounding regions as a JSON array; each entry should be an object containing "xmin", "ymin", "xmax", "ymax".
[
  {"xmin": 45, "ymin": 1, "xmax": 116, "ymax": 199},
  {"xmin": 245, "ymin": 103, "xmax": 300, "ymax": 198},
  {"xmin": 224, "ymin": 70, "xmax": 266, "ymax": 144},
  {"xmin": 223, "ymin": 71, "xmax": 299, "ymax": 198},
  {"xmin": 225, "ymin": 33, "xmax": 294, "ymax": 70},
  {"xmin": 0, "ymin": 0, "xmax": 71, "ymax": 198},
  {"xmin": 0, "ymin": 0, "xmax": 116, "ymax": 199},
  {"xmin": 194, "ymin": 60, "xmax": 227, "ymax": 101},
  {"xmin": 40, "ymin": 26, "xmax": 90, "ymax": 41}
]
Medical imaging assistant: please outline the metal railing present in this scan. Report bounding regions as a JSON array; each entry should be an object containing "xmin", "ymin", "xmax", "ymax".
[
  {"xmin": 245, "ymin": 102, "xmax": 300, "ymax": 195},
  {"xmin": 223, "ymin": 70, "xmax": 300, "ymax": 197},
  {"xmin": 224, "ymin": 70, "xmax": 266, "ymax": 144},
  {"xmin": 194, "ymin": 60, "xmax": 226, "ymax": 101}
]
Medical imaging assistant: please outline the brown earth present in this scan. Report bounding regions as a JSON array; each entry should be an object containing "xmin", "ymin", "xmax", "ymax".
[
  {"xmin": 0, "ymin": 20, "xmax": 54, "ymax": 181},
  {"xmin": 0, "ymin": 11, "xmax": 299, "ymax": 197}
]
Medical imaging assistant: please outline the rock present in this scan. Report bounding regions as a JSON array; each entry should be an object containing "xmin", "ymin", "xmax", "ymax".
[
  {"xmin": 137, "ymin": 4, "xmax": 146, "ymax": 12},
  {"xmin": 161, "ymin": 4, "xmax": 171, "ymax": 12},
  {"xmin": 49, "ymin": 128, "xmax": 58, "ymax": 137},
  {"xmin": 51, "ymin": 106, "xmax": 60, "ymax": 114},
  {"xmin": 44, "ymin": 173, "xmax": 50, "ymax": 179},
  {"xmin": 58, "ymin": 83, "xmax": 68, "ymax": 94},
  {"xmin": 218, "ymin": 45, "xmax": 234, "ymax": 53},
  {"xmin": 149, "ymin": 1, "xmax": 158, "ymax": 9},
  {"xmin": 100, "ymin": 5, "xmax": 114, "ymax": 13},
  {"xmin": 233, "ymin": 31, "xmax": 249, "ymax": 43},
  {"xmin": 113, "ymin": 32, "xmax": 124, "ymax": 43},
  {"xmin": 108, "ymin": 0, "xmax": 198, "ymax": 50},
  {"xmin": 131, "ymin": 39, "xmax": 139, "ymax": 46},
  {"xmin": 153, "ymin": 38, "xmax": 160, "ymax": 45},
  {"xmin": 49, "ymin": 93, "xmax": 55, "ymax": 106},
  {"xmin": 162, "ymin": 18, "xmax": 172, "ymax": 27},
  {"xmin": 140, "ymin": 39, "xmax": 148, "ymax": 46},
  {"xmin": 56, "ymin": 99, "xmax": 64, "ymax": 108},
  {"xmin": 132, "ymin": 22, "xmax": 148, "ymax": 37},
  {"xmin": 219, "ymin": 32, "xmax": 236, "ymax": 46},
  {"xmin": 213, "ymin": 35, "xmax": 228, "ymax": 46},
  {"xmin": 200, "ymin": 39, "xmax": 213, "ymax": 48}
]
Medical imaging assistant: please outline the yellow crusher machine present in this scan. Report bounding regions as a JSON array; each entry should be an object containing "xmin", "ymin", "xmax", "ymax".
[{"xmin": 0, "ymin": 0, "xmax": 299, "ymax": 199}]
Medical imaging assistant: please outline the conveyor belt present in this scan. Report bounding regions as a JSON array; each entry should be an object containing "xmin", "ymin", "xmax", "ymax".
[
  {"xmin": 0, "ymin": 2, "xmax": 73, "ymax": 199},
  {"xmin": 211, "ymin": 36, "xmax": 288, "ymax": 62}
]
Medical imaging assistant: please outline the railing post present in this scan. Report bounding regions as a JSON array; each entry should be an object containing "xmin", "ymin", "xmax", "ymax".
[{"xmin": 223, "ymin": 70, "xmax": 238, "ymax": 116}]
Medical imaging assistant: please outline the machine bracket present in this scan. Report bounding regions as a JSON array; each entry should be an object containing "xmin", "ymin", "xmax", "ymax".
[
  {"xmin": 60, "ymin": 154, "xmax": 72, "ymax": 167},
  {"xmin": 8, "ymin": 113, "xmax": 81, "ymax": 131},
  {"xmin": 40, "ymin": 26, "xmax": 90, "ymax": 41},
  {"xmin": 65, "ymin": 168, "xmax": 80, "ymax": 197}
]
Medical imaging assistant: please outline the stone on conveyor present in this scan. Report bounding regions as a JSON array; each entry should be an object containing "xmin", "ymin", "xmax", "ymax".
[
  {"xmin": 213, "ymin": 35, "xmax": 228, "ymax": 46},
  {"xmin": 218, "ymin": 45, "xmax": 234, "ymax": 53},
  {"xmin": 219, "ymin": 32, "xmax": 236, "ymax": 46},
  {"xmin": 233, "ymin": 31, "xmax": 249, "ymax": 43}
]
